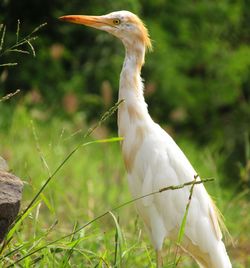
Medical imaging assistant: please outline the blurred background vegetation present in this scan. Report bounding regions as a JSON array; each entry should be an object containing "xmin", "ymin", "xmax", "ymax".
[
  {"xmin": 1, "ymin": 0, "xmax": 250, "ymax": 187},
  {"xmin": 0, "ymin": 1, "xmax": 250, "ymax": 266}
]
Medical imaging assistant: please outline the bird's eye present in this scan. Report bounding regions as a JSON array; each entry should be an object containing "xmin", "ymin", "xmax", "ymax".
[{"xmin": 113, "ymin": 19, "xmax": 121, "ymax": 25}]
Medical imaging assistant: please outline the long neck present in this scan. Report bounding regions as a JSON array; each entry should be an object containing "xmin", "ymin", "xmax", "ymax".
[
  {"xmin": 119, "ymin": 43, "xmax": 145, "ymax": 101},
  {"xmin": 118, "ymin": 43, "xmax": 152, "ymax": 138},
  {"xmin": 117, "ymin": 43, "xmax": 153, "ymax": 172}
]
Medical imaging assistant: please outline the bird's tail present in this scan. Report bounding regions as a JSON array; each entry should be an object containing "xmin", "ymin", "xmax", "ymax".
[
  {"xmin": 182, "ymin": 236, "xmax": 232, "ymax": 268},
  {"xmin": 209, "ymin": 196, "xmax": 233, "ymax": 245},
  {"xmin": 209, "ymin": 240, "xmax": 232, "ymax": 268}
]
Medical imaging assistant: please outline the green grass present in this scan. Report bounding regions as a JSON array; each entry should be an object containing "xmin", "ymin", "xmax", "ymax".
[{"xmin": 0, "ymin": 103, "xmax": 250, "ymax": 267}]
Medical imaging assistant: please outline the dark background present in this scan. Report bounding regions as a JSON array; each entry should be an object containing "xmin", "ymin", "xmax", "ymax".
[{"xmin": 1, "ymin": 0, "xmax": 250, "ymax": 187}]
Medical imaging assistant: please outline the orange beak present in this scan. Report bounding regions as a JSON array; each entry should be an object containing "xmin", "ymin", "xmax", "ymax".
[{"xmin": 59, "ymin": 15, "xmax": 112, "ymax": 29}]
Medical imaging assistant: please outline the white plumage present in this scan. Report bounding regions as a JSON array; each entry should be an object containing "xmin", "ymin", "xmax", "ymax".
[{"xmin": 60, "ymin": 10, "xmax": 232, "ymax": 268}]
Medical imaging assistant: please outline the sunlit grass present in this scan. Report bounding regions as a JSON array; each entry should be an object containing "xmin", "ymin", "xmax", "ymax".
[{"xmin": 0, "ymin": 103, "xmax": 249, "ymax": 267}]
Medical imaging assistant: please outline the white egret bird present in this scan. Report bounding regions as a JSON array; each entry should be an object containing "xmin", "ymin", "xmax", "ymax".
[{"xmin": 60, "ymin": 11, "xmax": 231, "ymax": 268}]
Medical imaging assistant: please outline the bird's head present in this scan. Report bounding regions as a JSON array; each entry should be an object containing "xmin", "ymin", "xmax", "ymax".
[{"xmin": 59, "ymin": 10, "xmax": 152, "ymax": 51}]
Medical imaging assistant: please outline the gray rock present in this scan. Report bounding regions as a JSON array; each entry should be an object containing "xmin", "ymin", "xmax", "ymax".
[{"xmin": 0, "ymin": 169, "xmax": 23, "ymax": 243}]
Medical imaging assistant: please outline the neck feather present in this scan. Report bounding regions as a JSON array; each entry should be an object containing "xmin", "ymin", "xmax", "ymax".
[
  {"xmin": 119, "ymin": 43, "xmax": 145, "ymax": 101},
  {"xmin": 117, "ymin": 42, "xmax": 153, "ymax": 173},
  {"xmin": 118, "ymin": 42, "xmax": 152, "ymax": 137},
  {"xmin": 118, "ymin": 43, "xmax": 153, "ymax": 173}
]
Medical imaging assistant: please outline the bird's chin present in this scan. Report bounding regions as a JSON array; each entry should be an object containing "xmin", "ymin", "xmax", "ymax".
[
  {"xmin": 95, "ymin": 25, "xmax": 110, "ymax": 32},
  {"xmin": 109, "ymin": 29, "xmax": 125, "ymax": 40}
]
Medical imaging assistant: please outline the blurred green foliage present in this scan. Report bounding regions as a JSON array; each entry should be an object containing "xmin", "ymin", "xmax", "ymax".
[{"xmin": 0, "ymin": 0, "xmax": 250, "ymax": 186}]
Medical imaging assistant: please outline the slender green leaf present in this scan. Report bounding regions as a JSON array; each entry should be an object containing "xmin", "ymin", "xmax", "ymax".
[
  {"xmin": 13, "ymin": 100, "xmax": 124, "ymax": 228},
  {"xmin": 109, "ymin": 212, "xmax": 124, "ymax": 267},
  {"xmin": 6, "ymin": 199, "xmax": 42, "ymax": 241},
  {"xmin": 5, "ymin": 179, "xmax": 213, "ymax": 266},
  {"xmin": 173, "ymin": 175, "xmax": 198, "ymax": 267}
]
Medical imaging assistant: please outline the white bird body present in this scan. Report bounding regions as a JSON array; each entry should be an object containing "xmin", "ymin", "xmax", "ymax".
[
  {"xmin": 60, "ymin": 10, "xmax": 232, "ymax": 268},
  {"xmin": 117, "ymin": 41, "xmax": 231, "ymax": 267}
]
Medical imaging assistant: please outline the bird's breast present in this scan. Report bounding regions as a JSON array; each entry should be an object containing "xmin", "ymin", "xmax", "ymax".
[{"xmin": 118, "ymin": 103, "xmax": 152, "ymax": 173}]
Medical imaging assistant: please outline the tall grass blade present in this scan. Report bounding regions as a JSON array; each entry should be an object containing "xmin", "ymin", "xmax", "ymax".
[
  {"xmin": 5, "ymin": 199, "xmax": 42, "ymax": 244},
  {"xmin": 5, "ymin": 178, "xmax": 213, "ymax": 266},
  {"xmin": 17, "ymin": 138, "xmax": 122, "ymax": 222},
  {"xmin": 61, "ymin": 222, "xmax": 80, "ymax": 267},
  {"xmin": 109, "ymin": 212, "xmax": 123, "ymax": 267},
  {"xmin": 9, "ymin": 100, "xmax": 124, "ymax": 238},
  {"xmin": 173, "ymin": 174, "xmax": 198, "ymax": 267}
]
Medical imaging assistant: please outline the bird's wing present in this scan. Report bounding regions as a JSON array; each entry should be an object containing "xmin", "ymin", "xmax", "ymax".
[
  {"xmin": 132, "ymin": 124, "xmax": 222, "ymax": 248},
  {"xmin": 158, "ymin": 128, "xmax": 223, "ymax": 241}
]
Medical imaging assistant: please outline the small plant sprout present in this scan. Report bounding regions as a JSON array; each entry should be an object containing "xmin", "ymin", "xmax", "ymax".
[{"xmin": 0, "ymin": 20, "xmax": 47, "ymax": 67}]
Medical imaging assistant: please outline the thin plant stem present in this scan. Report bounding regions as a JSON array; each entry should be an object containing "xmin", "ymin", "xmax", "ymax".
[
  {"xmin": 0, "ymin": 89, "xmax": 20, "ymax": 102},
  {"xmin": 11, "ymin": 99, "xmax": 124, "ymax": 227},
  {"xmin": 3, "ymin": 178, "xmax": 213, "ymax": 267}
]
